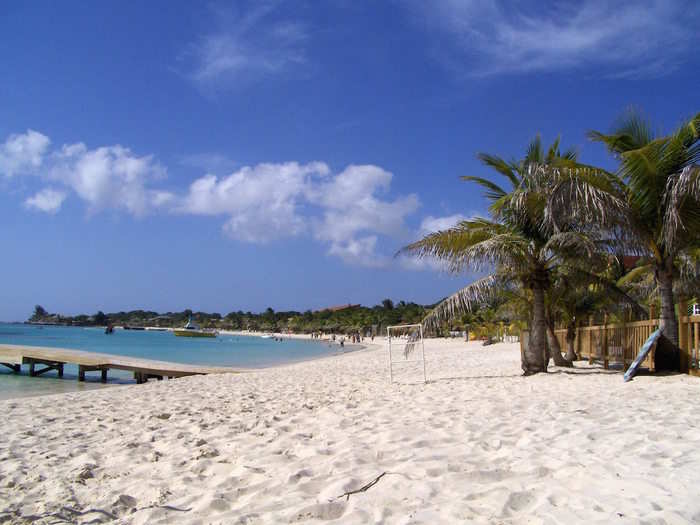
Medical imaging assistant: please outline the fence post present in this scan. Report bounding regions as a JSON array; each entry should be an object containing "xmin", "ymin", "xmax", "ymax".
[
  {"xmin": 679, "ymin": 300, "xmax": 689, "ymax": 373},
  {"xmin": 588, "ymin": 316, "xmax": 594, "ymax": 364},
  {"xmin": 695, "ymin": 317, "xmax": 699, "ymax": 371},
  {"xmin": 575, "ymin": 320, "xmax": 581, "ymax": 360},
  {"xmin": 621, "ymin": 311, "xmax": 628, "ymax": 371},
  {"xmin": 602, "ymin": 313, "xmax": 609, "ymax": 369}
]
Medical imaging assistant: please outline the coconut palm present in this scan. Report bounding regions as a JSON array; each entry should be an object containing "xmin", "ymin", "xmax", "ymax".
[
  {"xmin": 401, "ymin": 137, "xmax": 594, "ymax": 374},
  {"xmin": 554, "ymin": 111, "xmax": 700, "ymax": 346}
]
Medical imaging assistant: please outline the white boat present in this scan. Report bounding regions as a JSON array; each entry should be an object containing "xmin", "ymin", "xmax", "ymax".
[{"xmin": 173, "ymin": 316, "xmax": 217, "ymax": 338}]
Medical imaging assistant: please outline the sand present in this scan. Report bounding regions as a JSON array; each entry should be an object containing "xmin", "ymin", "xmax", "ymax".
[{"xmin": 1, "ymin": 338, "xmax": 700, "ymax": 524}]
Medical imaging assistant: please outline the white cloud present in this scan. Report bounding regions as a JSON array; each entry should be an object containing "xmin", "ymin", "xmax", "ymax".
[
  {"xmin": 310, "ymin": 165, "xmax": 420, "ymax": 266},
  {"xmin": 0, "ymin": 130, "xmax": 50, "ymax": 177},
  {"xmin": 399, "ymin": 213, "xmax": 469, "ymax": 271},
  {"xmin": 179, "ymin": 162, "xmax": 420, "ymax": 266},
  {"xmin": 410, "ymin": 0, "xmax": 699, "ymax": 78},
  {"xmin": 2, "ymin": 128, "xmax": 430, "ymax": 268},
  {"xmin": 24, "ymin": 188, "xmax": 67, "ymax": 214},
  {"xmin": 327, "ymin": 236, "xmax": 389, "ymax": 268},
  {"xmin": 49, "ymin": 143, "xmax": 169, "ymax": 216},
  {"xmin": 185, "ymin": 3, "xmax": 307, "ymax": 88},
  {"xmin": 179, "ymin": 161, "xmax": 329, "ymax": 243},
  {"xmin": 0, "ymin": 129, "xmax": 170, "ymax": 217}
]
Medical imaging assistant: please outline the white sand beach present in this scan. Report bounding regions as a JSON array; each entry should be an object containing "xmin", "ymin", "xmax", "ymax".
[{"xmin": 2, "ymin": 338, "xmax": 700, "ymax": 524}]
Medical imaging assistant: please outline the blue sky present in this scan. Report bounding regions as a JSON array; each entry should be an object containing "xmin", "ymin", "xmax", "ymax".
[{"xmin": 1, "ymin": 1, "xmax": 698, "ymax": 321}]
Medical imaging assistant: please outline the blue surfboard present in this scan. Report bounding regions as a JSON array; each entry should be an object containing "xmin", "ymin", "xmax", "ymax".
[{"xmin": 624, "ymin": 328, "xmax": 662, "ymax": 382}]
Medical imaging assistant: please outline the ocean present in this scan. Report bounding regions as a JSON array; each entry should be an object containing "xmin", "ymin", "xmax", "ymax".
[{"xmin": 0, "ymin": 323, "xmax": 341, "ymax": 399}]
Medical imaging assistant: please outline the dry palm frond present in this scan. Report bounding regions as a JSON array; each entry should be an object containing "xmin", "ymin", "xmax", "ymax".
[
  {"xmin": 663, "ymin": 165, "xmax": 700, "ymax": 252},
  {"xmin": 542, "ymin": 164, "xmax": 628, "ymax": 232},
  {"xmin": 541, "ymin": 231, "xmax": 598, "ymax": 262},
  {"xmin": 422, "ymin": 274, "xmax": 512, "ymax": 329},
  {"xmin": 676, "ymin": 249, "xmax": 700, "ymax": 298},
  {"xmin": 398, "ymin": 219, "xmax": 526, "ymax": 273},
  {"xmin": 616, "ymin": 264, "xmax": 653, "ymax": 286}
]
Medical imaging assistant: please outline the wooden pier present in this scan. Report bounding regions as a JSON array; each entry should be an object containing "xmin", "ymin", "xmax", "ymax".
[{"xmin": 0, "ymin": 344, "xmax": 237, "ymax": 384}]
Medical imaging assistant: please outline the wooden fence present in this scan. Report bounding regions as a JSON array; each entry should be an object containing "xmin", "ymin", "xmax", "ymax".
[
  {"xmin": 545, "ymin": 301, "xmax": 700, "ymax": 376},
  {"xmin": 552, "ymin": 318, "xmax": 659, "ymax": 372},
  {"xmin": 680, "ymin": 313, "xmax": 700, "ymax": 376}
]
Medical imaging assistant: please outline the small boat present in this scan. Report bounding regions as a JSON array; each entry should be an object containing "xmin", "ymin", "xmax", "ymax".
[{"xmin": 173, "ymin": 316, "xmax": 217, "ymax": 338}]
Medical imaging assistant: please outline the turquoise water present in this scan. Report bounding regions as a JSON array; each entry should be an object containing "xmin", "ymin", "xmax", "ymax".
[{"xmin": 0, "ymin": 324, "xmax": 339, "ymax": 399}]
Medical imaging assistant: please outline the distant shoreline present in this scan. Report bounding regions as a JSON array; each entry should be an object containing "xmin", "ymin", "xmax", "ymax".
[{"xmin": 0, "ymin": 324, "xmax": 373, "ymax": 401}]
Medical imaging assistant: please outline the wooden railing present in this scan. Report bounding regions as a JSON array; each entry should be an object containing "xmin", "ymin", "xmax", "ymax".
[
  {"xmin": 553, "ymin": 318, "xmax": 659, "ymax": 371},
  {"xmin": 679, "ymin": 314, "xmax": 700, "ymax": 376},
  {"xmin": 522, "ymin": 301, "xmax": 700, "ymax": 376}
]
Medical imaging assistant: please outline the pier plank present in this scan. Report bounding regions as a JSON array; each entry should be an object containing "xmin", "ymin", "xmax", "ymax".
[{"xmin": 0, "ymin": 344, "xmax": 238, "ymax": 383}]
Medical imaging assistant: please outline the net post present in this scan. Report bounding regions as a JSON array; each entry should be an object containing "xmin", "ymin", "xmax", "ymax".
[
  {"xmin": 387, "ymin": 326, "xmax": 393, "ymax": 383},
  {"xmin": 387, "ymin": 323, "xmax": 425, "ymax": 383},
  {"xmin": 420, "ymin": 323, "xmax": 426, "ymax": 383}
]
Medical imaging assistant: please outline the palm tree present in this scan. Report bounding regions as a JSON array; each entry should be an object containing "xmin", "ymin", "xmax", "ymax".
[
  {"xmin": 555, "ymin": 111, "xmax": 700, "ymax": 346},
  {"xmin": 401, "ymin": 137, "xmax": 593, "ymax": 374}
]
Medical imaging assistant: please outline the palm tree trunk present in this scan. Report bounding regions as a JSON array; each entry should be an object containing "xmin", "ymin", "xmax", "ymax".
[
  {"xmin": 546, "ymin": 310, "xmax": 573, "ymax": 367},
  {"xmin": 565, "ymin": 320, "xmax": 578, "ymax": 361},
  {"xmin": 657, "ymin": 264, "xmax": 678, "ymax": 346},
  {"xmin": 523, "ymin": 282, "xmax": 547, "ymax": 375}
]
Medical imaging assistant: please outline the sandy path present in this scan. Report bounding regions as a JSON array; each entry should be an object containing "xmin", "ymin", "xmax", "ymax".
[{"xmin": 1, "ymin": 339, "xmax": 699, "ymax": 524}]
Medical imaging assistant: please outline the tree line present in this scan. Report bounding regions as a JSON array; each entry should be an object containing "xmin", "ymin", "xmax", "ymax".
[{"xmin": 28, "ymin": 300, "xmax": 504, "ymax": 336}]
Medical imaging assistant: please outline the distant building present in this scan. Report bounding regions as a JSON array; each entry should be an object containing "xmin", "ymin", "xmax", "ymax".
[
  {"xmin": 317, "ymin": 304, "xmax": 361, "ymax": 313},
  {"xmin": 621, "ymin": 255, "xmax": 642, "ymax": 270}
]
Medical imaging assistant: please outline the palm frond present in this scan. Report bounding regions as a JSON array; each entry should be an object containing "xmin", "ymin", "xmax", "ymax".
[
  {"xmin": 588, "ymin": 108, "xmax": 654, "ymax": 154},
  {"xmin": 525, "ymin": 134, "xmax": 543, "ymax": 164},
  {"xmin": 541, "ymin": 231, "xmax": 597, "ymax": 262},
  {"xmin": 560, "ymin": 146, "xmax": 578, "ymax": 161},
  {"xmin": 620, "ymin": 139, "xmax": 667, "ymax": 223},
  {"xmin": 447, "ymin": 234, "xmax": 530, "ymax": 273},
  {"xmin": 476, "ymin": 153, "xmax": 521, "ymax": 188},
  {"xmin": 566, "ymin": 267, "xmax": 646, "ymax": 317},
  {"xmin": 616, "ymin": 264, "xmax": 653, "ymax": 286},
  {"xmin": 546, "ymin": 136, "xmax": 561, "ymax": 162},
  {"xmin": 676, "ymin": 249, "xmax": 700, "ymax": 297},
  {"xmin": 398, "ymin": 218, "xmax": 525, "ymax": 273},
  {"xmin": 460, "ymin": 175, "xmax": 508, "ymax": 201},
  {"xmin": 422, "ymin": 274, "xmax": 513, "ymax": 328},
  {"xmin": 659, "ymin": 114, "xmax": 700, "ymax": 251},
  {"xmin": 540, "ymin": 163, "xmax": 629, "ymax": 232},
  {"xmin": 663, "ymin": 165, "xmax": 700, "ymax": 251}
]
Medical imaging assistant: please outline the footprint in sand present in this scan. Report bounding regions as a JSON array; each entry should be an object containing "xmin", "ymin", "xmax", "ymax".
[
  {"xmin": 292, "ymin": 502, "xmax": 346, "ymax": 522},
  {"xmin": 502, "ymin": 490, "xmax": 536, "ymax": 515},
  {"xmin": 287, "ymin": 468, "xmax": 313, "ymax": 483}
]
